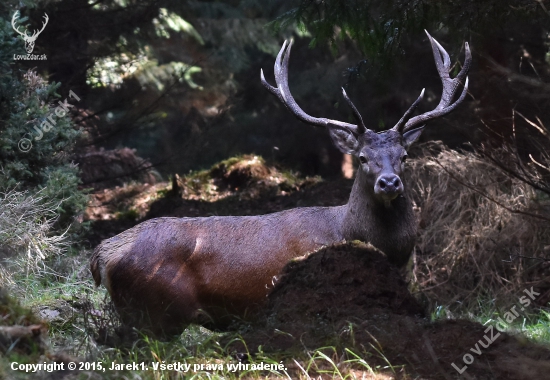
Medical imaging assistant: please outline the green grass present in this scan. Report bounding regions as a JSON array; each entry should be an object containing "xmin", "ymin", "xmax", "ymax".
[
  {"xmin": 523, "ymin": 310, "xmax": 550, "ymax": 343},
  {"xmin": 430, "ymin": 298, "xmax": 550, "ymax": 347}
]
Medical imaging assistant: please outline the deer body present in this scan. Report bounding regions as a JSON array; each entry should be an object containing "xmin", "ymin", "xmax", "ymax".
[
  {"xmin": 92, "ymin": 166, "xmax": 416, "ymax": 333},
  {"xmin": 93, "ymin": 208, "xmax": 344, "ymax": 326},
  {"xmin": 91, "ymin": 32, "xmax": 471, "ymax": 335}
]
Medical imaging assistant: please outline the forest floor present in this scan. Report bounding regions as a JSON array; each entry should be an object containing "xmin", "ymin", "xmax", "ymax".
[{"xmin": 2, "ymin": 155, "xmax": 550, "ymax": 379}]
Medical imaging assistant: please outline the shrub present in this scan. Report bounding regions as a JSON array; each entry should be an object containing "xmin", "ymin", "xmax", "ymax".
[
  {"xmin": 0, "ymin": 187, "xmax": 72, "ymax": 285},
  {"xmin": 0, "ymin": 67, "xmax": 86, "ymax": 226},
  {"xmin": 0, "ymin": 8, "xmax": 87, "ymax": 282},
  {"xmin": 408, "ymin": 142, "xmax": 550, "ymax": 312}
]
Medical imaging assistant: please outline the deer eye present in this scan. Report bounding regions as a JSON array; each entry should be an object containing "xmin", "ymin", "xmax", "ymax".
[
  {"xmin": 359, "ymin": 155, "xmax": 367, "ymax": 164},
  {"xmin": 401, "ymin": 154, "xmax": 408, "ymax": 163}
]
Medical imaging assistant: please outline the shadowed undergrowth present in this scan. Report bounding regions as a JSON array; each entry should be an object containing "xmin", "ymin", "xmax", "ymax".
[{"xmin": 2, "ymin": 146, "xmax": 550, "ymax": 379}]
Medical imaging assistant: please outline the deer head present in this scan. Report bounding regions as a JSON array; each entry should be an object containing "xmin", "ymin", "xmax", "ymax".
[
  {"xmin": 11, "ymin": 11, "xmax": 49, "ymax": 54},
  {"xmin": 261, "ymin": 31, "xmax": 471, "ymax": 206}
]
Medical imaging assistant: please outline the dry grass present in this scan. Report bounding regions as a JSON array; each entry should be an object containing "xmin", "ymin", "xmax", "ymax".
[
  {"xmin": 408, "ymin": 142, "xmax": 550, "ymax": 312},
  {"xmin": 0, "ymin": 187, "xmax": 71, "ymax": 285}
]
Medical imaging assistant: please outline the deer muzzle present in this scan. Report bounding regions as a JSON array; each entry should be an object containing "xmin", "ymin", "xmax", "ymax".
[{"xmin": 374, "ymin": 174, "xmax": 404, "ymax": 201}]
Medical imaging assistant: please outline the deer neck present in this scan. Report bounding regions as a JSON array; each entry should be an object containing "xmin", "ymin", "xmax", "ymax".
[{"xmin": 341, "ymin": 168, "xmax": 416, "ymax": 265}]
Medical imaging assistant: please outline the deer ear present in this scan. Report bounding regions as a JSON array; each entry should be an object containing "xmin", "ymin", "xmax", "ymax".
[
  {"xmin": 402, "ymin": 125, "xmax": 425, "ymax": 149},
  {"xmin": 328, "ymin": 127, "xmax": 359, "ymax": 155}
]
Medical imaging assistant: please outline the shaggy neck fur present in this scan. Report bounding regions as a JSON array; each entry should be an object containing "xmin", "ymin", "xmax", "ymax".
[{"xmin": 341, "ymin": 167, "xmax": 417, "ymax": 266}]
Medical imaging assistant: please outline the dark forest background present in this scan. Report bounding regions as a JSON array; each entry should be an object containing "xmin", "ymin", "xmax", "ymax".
[{"xmin": 3, "ymin": 0, "xmax": 549, "ymax": 186}]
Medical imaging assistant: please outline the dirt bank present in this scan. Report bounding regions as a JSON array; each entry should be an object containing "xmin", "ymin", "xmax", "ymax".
[{"xmin": 237, "ymin": 242, "xmax": 550, "ymax": 379}]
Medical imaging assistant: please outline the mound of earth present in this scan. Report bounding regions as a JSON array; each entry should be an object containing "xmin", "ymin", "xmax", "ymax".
[
  {"xmin": 266, "ymin": 242, "xmax": 424, "ymax": 329},
  {"xmin": 77, "ymin": 147, "xmax": 159, "ymax": 189},
  {"xmin": 209, "ymin": 155, "xmax": 272, "ymax": 190},
  {"xmin": 145, "ymin": 155, "xmax": 330, "ymax": 220},
  {"xmin": 172, "ymin": 154, "xmax": 321, "ymax": 201},
  {"xmin": 238, "ymin": 242, "xmax": 550, "ymax": 380}
]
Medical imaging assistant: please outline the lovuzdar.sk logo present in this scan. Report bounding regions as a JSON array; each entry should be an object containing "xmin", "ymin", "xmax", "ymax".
[{"xmin": 11, "ymin": 10, "xmax": 48, "ymax": 60}]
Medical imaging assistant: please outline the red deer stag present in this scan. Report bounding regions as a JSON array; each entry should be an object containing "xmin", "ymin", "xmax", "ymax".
[{"xmin": 91, "ymin": 31, "xmax": 471, "ymax": 335}]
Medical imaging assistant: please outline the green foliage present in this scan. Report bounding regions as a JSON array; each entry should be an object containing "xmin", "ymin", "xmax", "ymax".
[
  {"xmin": 115, "ymin": 208, "xmax": 139, "ymax": 221},
  {"xmin": 154, "ymin": 8, "xmax": 204, "ymax": 44},
  {"xmin": 0, "ymin": 14, "xmax": 86, "ymax": 230},
  {"xmin": 272, "ymin": 0, "xmax": 545, "ymax": 65}
]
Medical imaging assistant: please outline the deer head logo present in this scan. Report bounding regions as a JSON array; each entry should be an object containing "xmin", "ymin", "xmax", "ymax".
[{"xmin": 11, "ymin": 11, "xmax": 49, "ymax": 54}]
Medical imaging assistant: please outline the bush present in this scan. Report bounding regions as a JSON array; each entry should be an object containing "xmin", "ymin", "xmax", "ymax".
[
  {"xmin": 0, "ymin": 187, "xmax": 73, "ymax": 285},
  {"xmin": 0, "ymin": 7, "xmax": 87, "ymax": 282},
  {"xmin": 408, "ymin": 142, "xmax": 550, "ymax": 312},
  {"xmin": 0, "ymin": 67, "xmax": 86, "ymax": 226}
]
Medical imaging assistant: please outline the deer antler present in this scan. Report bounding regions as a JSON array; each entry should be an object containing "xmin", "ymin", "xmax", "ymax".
[
  {"xmin": 29, "ymin": 13, "xmax": 49, "ymax": 39},
  {"xmin": 261, "ymin": 40, "xmax": 367, "ymax": 136},
  {"xmin": 11, "ymin": 11, "xmax": 28, "ymax": 38},
  {"xmin": 394, "ymin": 31, "xmax": 471, "ymax": 133}
]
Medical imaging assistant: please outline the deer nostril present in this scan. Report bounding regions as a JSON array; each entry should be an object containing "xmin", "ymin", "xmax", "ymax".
[{"xmin": 376, "ymin": 175, "xmax": 403, "ymax": 196}]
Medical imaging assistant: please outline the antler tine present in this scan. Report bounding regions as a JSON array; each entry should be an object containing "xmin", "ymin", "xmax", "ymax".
[
  {"xmin": 430, "ymin": 35, "xmax": 451, "ymax": 75},
  {"xmin": 402, "ymin": 31, "xmax": 471, "ymax": 133},
  {"xmin": 11, "ymin": 11, "xmax": 27, "ymax": 37},
  {"xmin": 261, "ymin": 40, "xmax": 364, "ymax": 136},
  {"xmin": 455, "ymin": 41, "xmax": 472, "ymax": 83},
  {"xmin": 392, "ymin": 88, "xmax": 425, "ymax": 133},
  {"xmin": 276, "ymin": 40, "xmax": 294, "ymax": 108},
  {"xmin": 261, "ymin": 40, "xmax": 286, "ymax": 102},
  {"xmin": 34, "ymin": 13, "xmax": 49, "ymax": 36},
  {"xmin": 341, "ymin": 88, "xmax": 366, "ymax": 134}
]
